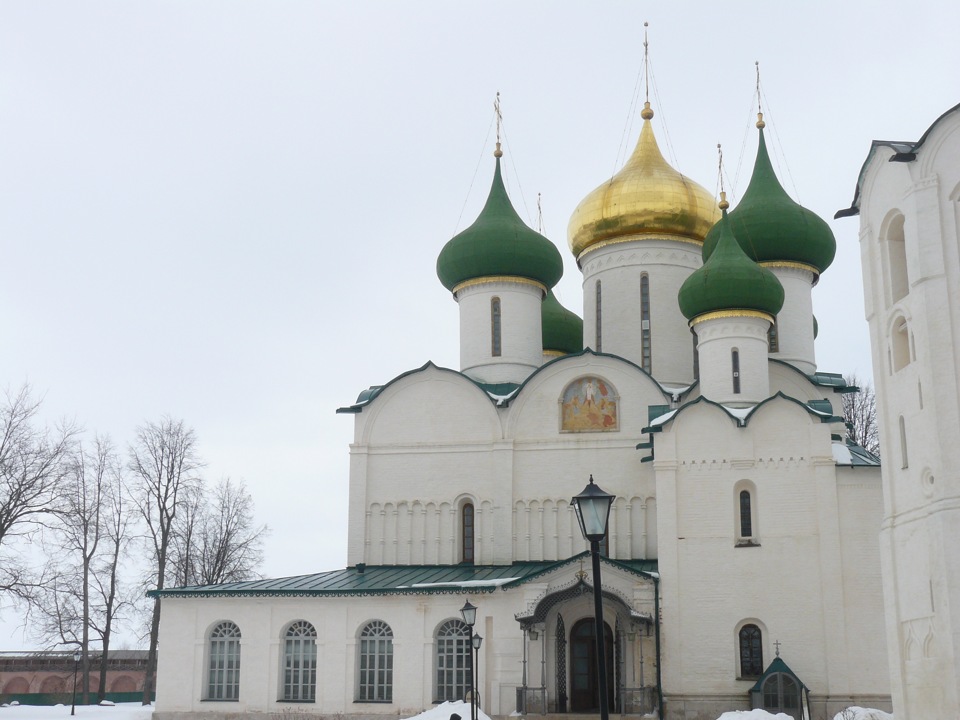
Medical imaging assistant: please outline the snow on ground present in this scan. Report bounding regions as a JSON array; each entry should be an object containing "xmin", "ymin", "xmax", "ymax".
[
  {"xmin": 0, "ymin": 700, "xmax": 892, "ymax": 720},
  {"xmin": 0, "ymin": 704, "xmax": 153, "ymax": 720}
]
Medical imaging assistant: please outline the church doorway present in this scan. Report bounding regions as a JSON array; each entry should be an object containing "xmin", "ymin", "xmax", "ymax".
[{"xmin": 569, "ymin": 618, "xmax": 614, "ymax": 712}]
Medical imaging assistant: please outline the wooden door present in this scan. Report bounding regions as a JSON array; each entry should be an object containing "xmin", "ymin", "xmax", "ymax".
[{"xmin": 570, "ymin": 618, "xmax": 614, "ymax": 712}]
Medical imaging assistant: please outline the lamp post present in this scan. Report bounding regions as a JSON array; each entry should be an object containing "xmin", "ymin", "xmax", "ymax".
[
  {"xmin": 70, "ymin": 648, "xmax": 81, "ymax": 716},
  {"xmin": 571, "ymin": 475, "xmax": 614, "ymax": 720},
  {"xmin": 472, "ymin": 633, "xmax": 483, "ymax": 720},
  {"xmin": 460, "ymin": 600, "xmax": 478, "ymax": 720}
]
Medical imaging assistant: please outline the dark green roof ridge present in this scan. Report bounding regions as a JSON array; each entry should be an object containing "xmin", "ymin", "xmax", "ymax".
[
  {"xmin": 437, "ymin": 158, "xmax": 564, "ymax": 291},
  {"xmin": 148, "ymin": 556, "xmax": 658, "ymax": 599},
  {"xmin": 702, "ymin": 129, "xmax": 836, "ymax": 273}
]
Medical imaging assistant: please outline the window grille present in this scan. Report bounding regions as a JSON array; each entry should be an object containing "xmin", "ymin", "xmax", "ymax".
[
  {"xmin": 358, "ymin": 620, "xmax": 393, "ymax": 702},
  {"xmin": 739, "ymin": 491, "xmax": 753, "ymax": 538},
  {"xmin": 436, "ymin": 619, "xmax": 471, "ymax": 702},
  {"xmin": 640, "ymin": 275, "xmax": 652, "ymax": 373},
  {"xmin": 462, "ymin": 503, "xmax": 475, "ymax": 564},
  {"xmin": 491, "ymin": 298, "xmax": 502, "ymax": 357},
  {"xmin": 739, "ymin": 624, "xmax": 763, "ymax": 678},
  {"xmin": 595, "ymin": 281, "xmax": 602, "ymax": 352},
  {"xmin": 283, "ymin": 621, "xmax": 317, "ymax": 702},
  {"xmin": 208, "ymin": 621, "xmax": 241, "ymax": 701},
  {"xmin": 732, "ymin": 349, "xmax": 741, "ymax": 394}
]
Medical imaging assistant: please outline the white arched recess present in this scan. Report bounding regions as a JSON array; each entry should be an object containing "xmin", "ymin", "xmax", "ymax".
[{"xmin": 504, "ymin": 353, "xmax": 669, "ymax": 562}]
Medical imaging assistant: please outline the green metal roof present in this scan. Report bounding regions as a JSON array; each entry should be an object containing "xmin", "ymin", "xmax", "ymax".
[
  {"xmin": 437, "ymin": 157, "xmax": 563, "ymax": 292},
  {"xmin": 703, "ymin": 128, "xmax": 836, "ymax": 274},
  {"xmin": 149, "ymin": 554, "xmax": 658, "ymax": 599},
  {"xmin": 679, "ymin": 210, "xmax": 784, "ymax": 321},
  {"xmin": 542, "ymin": 290, "xmax": 583, "ymax": 355}
]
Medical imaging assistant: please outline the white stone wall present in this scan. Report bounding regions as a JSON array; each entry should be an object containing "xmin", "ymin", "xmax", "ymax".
[
  {"xmin": 856, "ymin": 106, "xmax": 960, "ymax": 719},
  {"xmin": 457, "ymin": 280, "xmax": 543, "ymax": 384},
  {"xmin": 348, "ymin": 356, "xmax": 667, "ymax": 567},
  {"xmin": 580, "ymin": 238, "xmax": 701, "ymax": 385},
  {"xmin": 768, "ymin": 265, "xmax": 816, "ymax": 374},
  {"xmin": 693, "ymin": 314, "xmax": 770, "ymax": 406},
  {"xmin": 154, "ymin": 566, "xmax": 657, "ymax": 720},
  {"xmin": 652, "ymin": 397, "xmax": 888, "ymax": 717}
]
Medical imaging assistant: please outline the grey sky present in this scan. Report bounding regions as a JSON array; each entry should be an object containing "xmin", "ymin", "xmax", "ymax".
[{"xmin": 1, "ymin": 1, "xmax": 957, "ymax": 649}]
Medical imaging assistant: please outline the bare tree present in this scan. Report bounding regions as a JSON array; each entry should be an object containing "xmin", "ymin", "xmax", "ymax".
[
  {"xmin": 842, "ymin": 373, "xmax": 881, "ymax": 457},
  {"xmin": 0, "ymin": 386, "xmax": 77, "ymax": 603},
  {"xmin": 90, "ymin": 466, "xmax": 135, "ymax": 701},
  {"xmin": 128, "ymin": 417, "xmax": 202, "ymax": 705},
  {"xmin": 169, "ymin": 478, "xmax": 266, "ymax": 587},
  {"xmin": 30, "ymin": 436, "xmax": 131, "ymax": 703}
]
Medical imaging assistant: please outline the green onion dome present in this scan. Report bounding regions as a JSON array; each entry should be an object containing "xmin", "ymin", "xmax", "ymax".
[
  {"xmin": 542, "ymin": 291, "xmax": 583, "ymax": 355},
  {"xmin": 437, "ymin": 155, "xmax": 564, "ymax": 293},
  {"xmin": 679, "ymin": 206, "xmax": 785, "ymax": 322},
  {"xmin": 702, "ymin": 117, "xmax": 836, "ymax": 275}
]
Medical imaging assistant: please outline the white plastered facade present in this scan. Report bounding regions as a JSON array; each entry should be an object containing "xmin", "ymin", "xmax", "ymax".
[
  {"xmin": 854, "ymin": 103, "xmax": 960, "ymax": 720},
  {"xmin": 152, "ymin": 112, "xmax": 895, "ymax": 720}
]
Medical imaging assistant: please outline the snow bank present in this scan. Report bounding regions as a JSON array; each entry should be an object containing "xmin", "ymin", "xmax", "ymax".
[
  {"xmin": 403, "ymin": 701, "xmax": 490, "ymax": 720},
  {"xmin": 0, "ymin": 703, "xmax": 153, "ymax": 720},
  {"xmin": 716, "ymin": 711, "xmax": 793, "ymax": 720},
  {"xmin": 832, "ymin": 708, "xmax": 894, "ymax": 720}
]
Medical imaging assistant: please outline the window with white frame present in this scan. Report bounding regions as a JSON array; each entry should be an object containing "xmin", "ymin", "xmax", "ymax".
[
  {"xmin": 435, "ymin": 619, "xmax": 471, "ymax": 702},
  {"xmin": 283, "ymin": 621, "xmax": 317, "ymax": 702},
  {"xmin": 207, "ymin": 621, "xmax": 241, "ymax": 701},
  {"xmin": 358, "ymin": 620, "xmax": 393, "ymax": 702}
]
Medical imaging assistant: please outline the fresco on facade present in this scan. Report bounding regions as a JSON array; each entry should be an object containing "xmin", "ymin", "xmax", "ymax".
[{"xmin": 561, "ymin": 376, "xmax": 618, "ymax": 431}]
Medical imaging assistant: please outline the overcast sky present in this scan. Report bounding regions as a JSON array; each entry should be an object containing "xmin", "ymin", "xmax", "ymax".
[{"xmin": 1, "ymin": 1, "xmax": 958, "ymax": 650}]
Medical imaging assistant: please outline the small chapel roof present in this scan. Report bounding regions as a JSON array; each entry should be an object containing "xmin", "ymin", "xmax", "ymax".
[{"xmin": 148, "ymin": 554, "xmax": 658, "ymax": 599}]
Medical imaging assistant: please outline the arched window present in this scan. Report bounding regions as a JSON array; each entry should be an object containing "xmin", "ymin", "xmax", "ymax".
[
  {"xmin": 739, "ymin": 490, "xmax": 753, "ymax": 539},
  {"xmin": 283, "ymin": 621, "xmax": 317, "ymax": 702},
  {"xmin": 358, "ymin": 620, "xmax": 393, "ymax": 702},
  {"xmin": 735, "ymin": 483, "xmax": 758, "ymax": 546},
  {"xmin": 435, "ymin": 619, "xmax": 471, "ymax": 702},
  {"xmin": 762, "ymin": 673, "xmax": 800, "ymax": 715},
  {"xmin": 900, "ymin": 416, "xmax": 908, "ymax": 469},
  {"xmin": 892, "ymin": 316, "xmax": 910, "ymax": 371},
  {"xmin": 640, "ymin": 274, "xmax": 652, "ymax": 373},
  {"xmin": 595, "ymin": 281, "xmax": 602, "ymax": 352},
  {"xmin": 886, "ymin": 213, "xmax": 909, "ymax": 304},
  {"xmin": 692, "ymin": 329, "xmax": 699, "ymax": 381},
  {"xmin": 768, "ymin": 317, "xmax": 779, "ymax": 353},
  {"xmin": 732, "ymin": 349, "xmax": 741, "ymax": 394},
  {"xmin": 462, "ymin": 503, "xmax": 475, "ymax": 564},
  {"xmin": 491, "ymin": 298, "xmax": 502, "ymax": 357},
  {"xmin": 207, "ymin": 621, "xmax": 241, "ymax": 701},
  {"xmin": 739, "ymin": 624, "xmax": 763, "ymax": 679}
]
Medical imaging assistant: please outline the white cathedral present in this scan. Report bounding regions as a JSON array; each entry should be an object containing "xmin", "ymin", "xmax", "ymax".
[{"xmin": 150, "ymin": 84, "xmax": 960, "ymax": 720}]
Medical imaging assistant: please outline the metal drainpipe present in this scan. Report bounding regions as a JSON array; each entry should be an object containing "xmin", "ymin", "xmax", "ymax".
[{"xmin": 655, "ymin": 575, "xmax": 664, "ymax": 720}]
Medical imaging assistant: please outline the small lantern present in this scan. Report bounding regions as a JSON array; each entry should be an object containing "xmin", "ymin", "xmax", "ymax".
[
  {"xmin": 571, "ymin": 475, "xmax": 614, "ymax": 542},
  {"xmin": 460, "ymin": 599, "xmax": 478, "ymax": 627}
]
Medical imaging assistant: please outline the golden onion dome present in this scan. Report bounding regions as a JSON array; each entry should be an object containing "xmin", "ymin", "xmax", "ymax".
[{"xmin": 568, "ymin": 103, "xmax": 720, "ymax": 261}]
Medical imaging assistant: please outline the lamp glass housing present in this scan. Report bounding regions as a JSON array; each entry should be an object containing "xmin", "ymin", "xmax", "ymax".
[
  {"xmin": 472, "ymin": 632, "xmax": 483, "ymax": 650},
  {"xmin": 73, "ymin": 649, "xmax": 81, "ymax": 663},
  {"xmin": 571, "ymin": 476, "xmax": 614, "ymax": 542},
  {"xmin": 460, "ymin": 599, "xmax": 478, "ymax": 627}
]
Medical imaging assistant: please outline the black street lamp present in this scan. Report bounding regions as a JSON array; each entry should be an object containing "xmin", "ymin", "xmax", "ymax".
[
  {"xmin": 472, "ymin": 633, "xmax": 483, "ymax": 720},
  {"xmin": 70, "ymin": 648, "xmax": 81, "ymax": 716},
  {"xmin": 460, "ymin": 600, "xmax": 478, "ymax": 720},
  {"xmin": 571, "ymin": 475, "xmax": 614, "ymax": 720}
]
